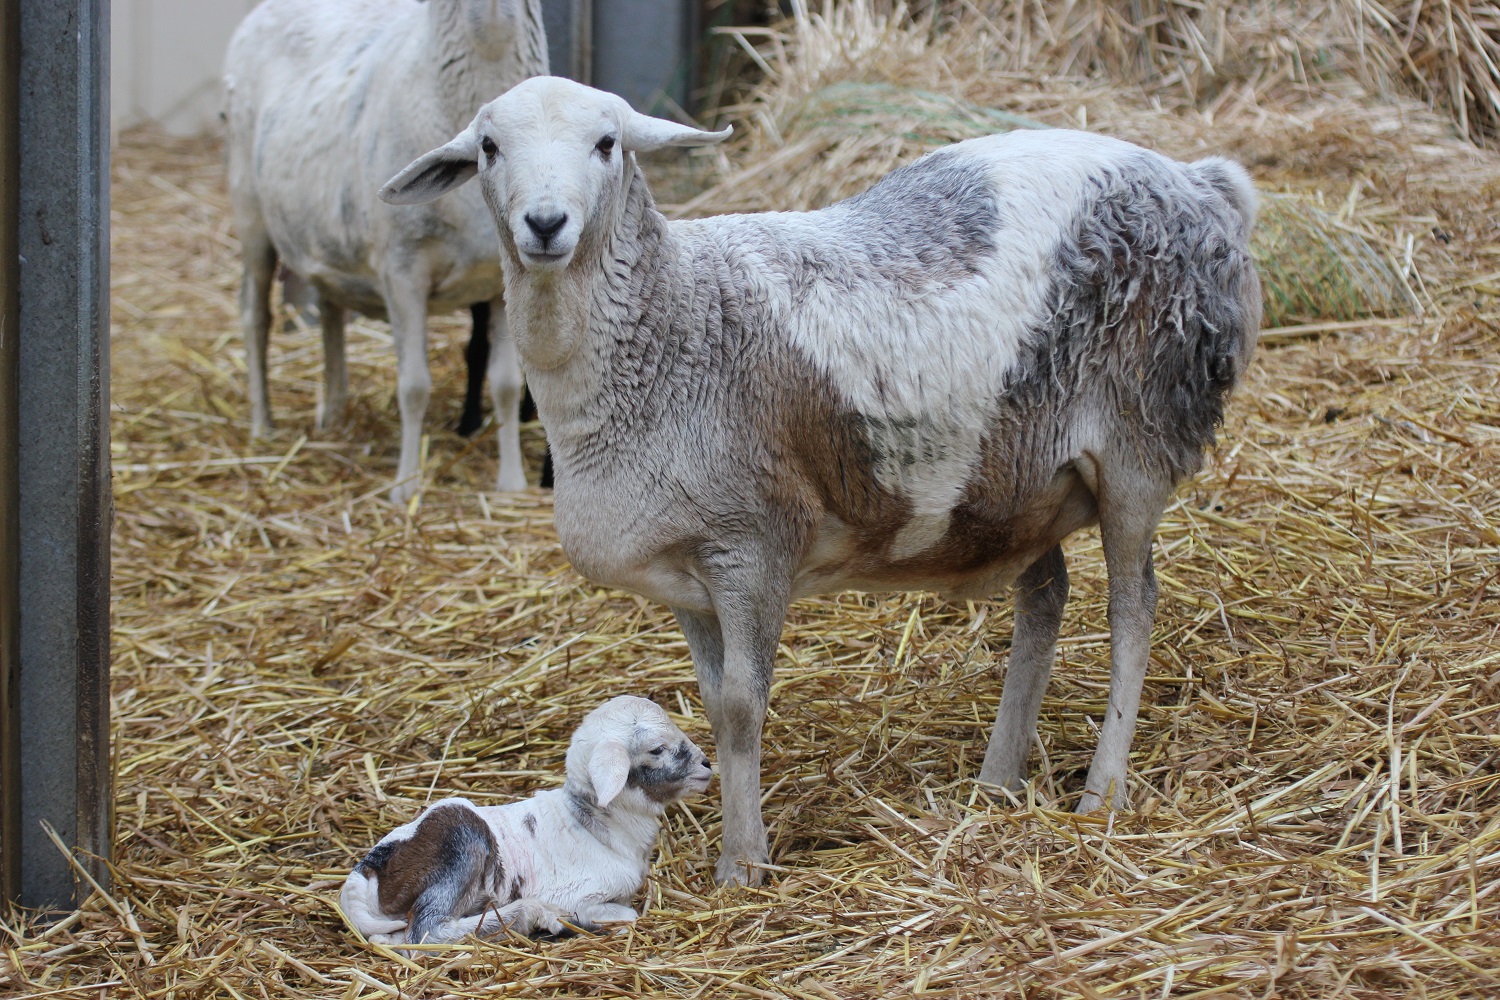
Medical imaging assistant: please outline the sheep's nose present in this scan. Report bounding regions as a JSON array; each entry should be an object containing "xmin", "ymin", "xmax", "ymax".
[
  {"xmin": 524, "ymin": 211, "xmax": 567, "ymax": 242},
  {"xmin": 699, "ymin": 757, "xmax": 712, "ymax": 772}
]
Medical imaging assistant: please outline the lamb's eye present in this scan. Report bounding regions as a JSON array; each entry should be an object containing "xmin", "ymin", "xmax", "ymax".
[
  {"xmin": 596, "ymin": 135, "xmax": 616, "ymax": 158},
  {"xmin": 480, "ymin": 136, "xmax": 499, "ymax": 160},
  {"xmin": 649, "ymin": 745, "xmax": 666, "ymax": 756}
]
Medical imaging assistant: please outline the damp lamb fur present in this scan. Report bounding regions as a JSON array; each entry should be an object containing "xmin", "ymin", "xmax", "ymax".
[{"xmin": 382, "ymin": 76, "xmax": 1262, "ymax": 886}]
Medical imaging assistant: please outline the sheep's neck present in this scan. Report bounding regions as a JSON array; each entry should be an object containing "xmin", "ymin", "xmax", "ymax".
[
  {"xmin": 425, "ymin": 0, "xmax": 547, "ymax": 129},
  {"xmin": 513, "ymin": 166, "xmax": 697, "ymax": 456}
]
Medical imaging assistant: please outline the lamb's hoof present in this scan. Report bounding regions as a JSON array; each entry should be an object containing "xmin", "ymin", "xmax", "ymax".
[{"xmin": 389, "ymin": 479, "xmax": 421, "ymax": 505}]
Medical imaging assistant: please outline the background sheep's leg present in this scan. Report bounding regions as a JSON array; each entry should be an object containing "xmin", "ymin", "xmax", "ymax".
[
  {"xmin": 317, "ymin": 298, "xmax": 348, "ymax": 430},
  {"xmin": 695, "ymin": 590, "xmax": 783, "ymax": 886},
  {"xmin": 978, "ymin": 544, "xmax": 1069, "ymax": 794},
  {"xmin": 238, "ymin": 221, "xmax": 276, "ymax": 438},
  {"xmin": 673, "ymin": 607, "xmax": 725, "ymax": 723},
  {"xmin": 1078, "ymin": 481, "xmax": 1168, "ymax": 813},
  {"xmin": 486, "ymin": 298, "xmax": 527, "ymax": 491},
  {"xmin": 457, "ymin": 302, "xmax": 490, "ymax": 437},
  {"xmin": 382, "ymin": 269, "xmax": 433, "ymax": 504}
]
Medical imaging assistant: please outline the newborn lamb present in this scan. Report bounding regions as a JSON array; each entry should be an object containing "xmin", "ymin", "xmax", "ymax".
[{"xmin": 340, "ymin": 696, "xmax": 712, "ymax": 948}]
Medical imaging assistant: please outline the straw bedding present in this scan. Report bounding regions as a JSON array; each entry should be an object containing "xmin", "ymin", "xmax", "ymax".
[{"xmin": 3, "ymin": 3, "xmax": 1499, "ymax": 997}]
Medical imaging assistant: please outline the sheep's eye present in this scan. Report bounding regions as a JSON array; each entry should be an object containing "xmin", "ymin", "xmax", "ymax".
[
  {"xmin": 596, "ymin": 135, "xmax": 616, "ymax": 158},
  {"xmin": 480, "ymin": 136, "xmax": 499, "ymax": 160},
  {"xmin": 649, "ymin": 745, "xmax": 666, "ymax": 756}
]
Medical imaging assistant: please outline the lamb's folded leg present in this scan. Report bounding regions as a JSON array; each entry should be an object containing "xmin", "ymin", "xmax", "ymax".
[{"xmin": 401, "ymin": 897, "xmax": 572, "ymax": 951}]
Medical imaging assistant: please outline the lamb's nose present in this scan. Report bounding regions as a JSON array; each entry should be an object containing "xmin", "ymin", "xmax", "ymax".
[
  {"xmin": 699, "ymin": 757, "xmax": 712, "ymax": 772},
  {"xmin": 524, "ymin": 211, "xmax": 567, "ymax": 242}
]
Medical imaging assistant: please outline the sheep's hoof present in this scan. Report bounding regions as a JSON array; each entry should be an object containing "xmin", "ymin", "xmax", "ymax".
[
  {"xmin": 317, "ymin": 404, "xmax": 346, "ymax": 431},
  {"xmin": 1075, "ymin": 787, "xmax": 1127, "ymax": 815},
  {"xmin": 974, "ymin": 777, "xmax": 1027, "ymax": 806},
  {"xmin": 388, "ymin": 479, "xmax": 421, "ymax": 505},
  {"xmin": 495, "ymin": 467, "xmax": 528, "ymax": 493},
  {"xmin": 455, "ymin": 409, "xmax": 484, "ymax": 438},
  {"xmin": 714, "ymin": 853, "xmax": 770, "ymax": 888}
]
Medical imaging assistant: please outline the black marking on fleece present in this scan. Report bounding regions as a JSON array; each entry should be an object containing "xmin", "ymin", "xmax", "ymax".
[
  {"xmin": 995, "ymin": 154, "xmax": 1259, "ymax": 487},
  {"xmin": 627, "ymin": 740, "xmax": 705, "ymax": 803},
  {"xmin": 403, "ymin": 808, "xmax": 497, "ymax": 946},
  {"xmin": 831, "ymin": 149, "xmax": 999, "ymax": 289}
]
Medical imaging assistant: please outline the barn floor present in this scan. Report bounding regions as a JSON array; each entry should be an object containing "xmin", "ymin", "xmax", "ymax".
[{"xmin": 3, "ymin": 67, "xmax": 1500, "ymax": 999}]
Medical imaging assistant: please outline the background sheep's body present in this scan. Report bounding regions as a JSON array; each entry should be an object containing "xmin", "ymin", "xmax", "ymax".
[
  {"xmin": 224, "ymin": 0, "xmax": 546, "ymax": 500},
  {"xmin": 386, "ymin": 79, "xmax": 1260, "ymax": 884}
]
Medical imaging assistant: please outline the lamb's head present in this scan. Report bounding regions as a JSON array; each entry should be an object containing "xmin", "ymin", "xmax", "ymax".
[
  {"xmin": 562, "ymin": 695, "xmax": 713, "ymax": 812},
  {"xmin": 380, "ymin": 76, "xmax": 730, "ymax": 275}
]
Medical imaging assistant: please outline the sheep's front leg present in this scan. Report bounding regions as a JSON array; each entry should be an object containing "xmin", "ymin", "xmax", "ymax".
[
  {"xmin": 1079, "ymin": 486, "xmax": 1168, "ymax": 813},
  {"xmin": 682, "ymin": 590, "xmax": 783, "ymax": 886},
  {"xmin": 485, "ymin": 298, "xmax": 527, "ymax": 492},
  {"xmin": 317, "ymin": 299, "xmax": 348, "ymax": 430},
  {"xmin": 381, "ymin": 270, "xmax": 432, "ymax": 504},
  {"xmin": 978, "ymin": 544, "xmax": 1069, "ymax": 793}
]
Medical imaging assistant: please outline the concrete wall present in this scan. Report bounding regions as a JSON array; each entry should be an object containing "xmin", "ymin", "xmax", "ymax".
[
  {"xmin": 111, "ymin": 0, "xmax": 692, "ymax": 137},
  {"xmin": 111, "ymin": 0, "xmax": 258, "ymax": 136}
]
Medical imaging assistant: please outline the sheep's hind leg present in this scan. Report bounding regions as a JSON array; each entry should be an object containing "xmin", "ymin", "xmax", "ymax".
[
  {"xmin": 1078, "ymin": 475, "xmax": 1170, "ymax": 813},
  {"xmin": 381, "ymin": 269, "xmax": 432, "ymax": 504},
  {"xmin": 238, "ymin": 223, "xmax": 276, "ymax": 439},
  {"xmin": 456, "ymin": 302, "xmax": 490, "ymax": 437},
  {"xmin": 673, "ymin": 607, "xmax": 725, "ymax": 725},
  {"xmin": 486, "ymin": 299, "xmax": 527, "ymax": 491},
  {"xmin": 317, "ymin": 298, "xmax": 348, "ymax": 430},
  {"xmin": 978, "ymin": 544, "xmax": 1069, "ymax": 796}
]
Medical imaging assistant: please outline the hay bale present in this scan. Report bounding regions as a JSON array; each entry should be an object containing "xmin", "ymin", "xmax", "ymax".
[{"xmin": 1254, "ymin": 195, "xmax": 1418, "ymax": 326}]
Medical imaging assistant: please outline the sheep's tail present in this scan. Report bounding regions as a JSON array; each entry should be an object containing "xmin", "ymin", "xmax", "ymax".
[
  {"xmin": 340, "ymin": 869, "xmax": 408, "ymax": 938},
  {"xmin": 1191, "ymin": 156, "xmax": 1258, "ymax": 233}
]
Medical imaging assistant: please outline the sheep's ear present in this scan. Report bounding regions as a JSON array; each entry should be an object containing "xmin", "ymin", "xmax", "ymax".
[
  {"xmin": 380, "ymin": 132, "xmax": 480, "ymax": 205},
  {"xmin": 588, "ymin": 740, "xmax": 632, "ymax": 808},
  {"xmin": 621, "ymin": 111, "xmax": 731, "ymax": 154}
]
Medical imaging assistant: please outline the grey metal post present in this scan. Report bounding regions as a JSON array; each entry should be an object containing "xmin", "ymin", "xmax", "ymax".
[
  {"xmin": 0, "ymin": 0, "xmax": 20, "ymax": 913},
  {"xmin": 542, "ymin": 0, "xmax": 592, "ymax": 82},
  {"xmin": 591, "ymin": 0, "xmax": 698, "ymax": 114},
  {"xmin": 3, "ymin": 0, "xmax": 113, "ymax": 913}
]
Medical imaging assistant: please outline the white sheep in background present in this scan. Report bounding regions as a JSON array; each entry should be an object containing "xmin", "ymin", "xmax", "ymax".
[
  {"xmin": 384, "ymin": 77, "xmax": 1261, "ymax": 885},
  {"xmin": 341, "ymin": 696, "xmax": 712, "ymax": 948},
  {"xmin": 224, "ymin": 0, "xmax": 548, "ymax": 501}
]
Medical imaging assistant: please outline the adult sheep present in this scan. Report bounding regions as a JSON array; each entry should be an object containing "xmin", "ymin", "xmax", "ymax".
[
  {"xmin": 384, "ymin": 77, "xmax": 1261, "ymax": 885},
  {"xmin": 224, "ymin": 0, "xmax": 547, "ymax": 501}
]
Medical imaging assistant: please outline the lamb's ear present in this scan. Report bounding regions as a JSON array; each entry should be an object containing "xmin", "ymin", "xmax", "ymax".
[
  {"xmin": 380, "ymin": 132, "xmax": 480, "ymax": 205},
  {"xmin": 621, "ymin": 110, "xmax": 731, "ymax": 154},
  {"xmin": 588, "ymin": 740, "xmax": 632, "ymax": 808}
]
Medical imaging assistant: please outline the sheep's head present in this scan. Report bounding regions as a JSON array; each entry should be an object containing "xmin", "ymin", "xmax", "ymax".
[
  {"xmin": 562, "ymin": 695, "xmax": 713, "ymax": 811},
  {"xmin": 381, "ymin": 76, "xmax": 730, "ymax": 274}
]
